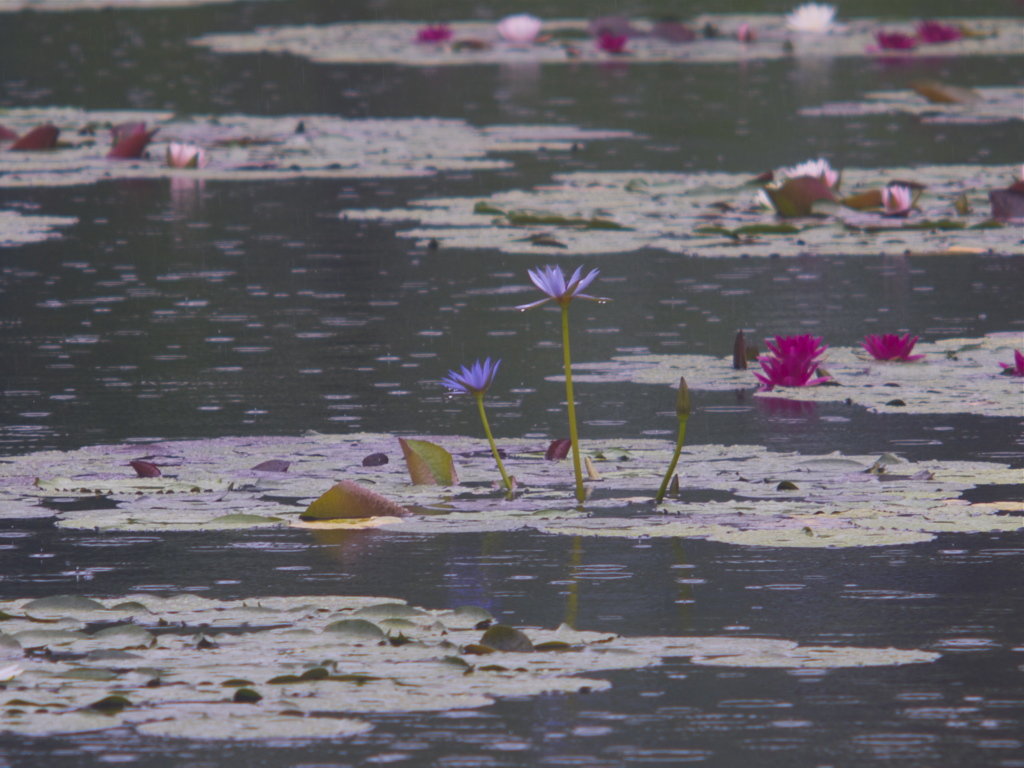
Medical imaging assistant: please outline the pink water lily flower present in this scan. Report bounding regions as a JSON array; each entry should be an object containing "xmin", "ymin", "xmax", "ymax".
[
  {"xmin": 876, "ymin": 30, "xmax": 917, "ymax": 50},
  {"xmin": 417, "ymin": 24, "xmax": 453, "ymax": 43},
  {"xmin": 917, "ymin": 20, "xmax": 962, "ymax": 43},
  {"xmin": 166, "ymin": 142, "xmax": 209, "ymax": 169},
  {"xmin": 862, "ymin": 333, "xmax": 925, "ymax": 362},
  {"xmin": 497, "ymin": 13, "xmax": 542, "ymax": 44},
  {"xmin": 1000, "ymin": 349, "xmax": 1024, "ymax": 377},
  {"xmin": 778, "ymin": 158, "xmax": 839, "ymax": 189},
  {"xmin": 881, "ymin": 184, "xmax": 914, "ymax": 217},
  {"xmin": 754, "ymin": 334, "xmax": 832, "ymax": 392}
]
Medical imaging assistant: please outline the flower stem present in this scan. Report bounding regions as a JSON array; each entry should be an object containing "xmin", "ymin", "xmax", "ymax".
[
  {"xmin": 474, "ymin": 392, "xmax": 513, "ymax": 493},
  {"xmin": 561, "ymin": 304, "xmax": 585, "ymax": 503},
  {"xmin": 655, "ymin": 417, "xmax": 689, "ymax": 503}
]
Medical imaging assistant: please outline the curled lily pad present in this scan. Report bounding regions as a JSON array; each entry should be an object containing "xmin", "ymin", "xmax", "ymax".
[
  {"xmin": 479, "ymin": 625, "xmax": 534, "ymax": 653},
  {"xmin": 301, "ymin": 480, "xmax": 410, "ymax": 521},
  {"xmin": 399, "ymin": 438, "xmax": 459, "ymax": 486}
]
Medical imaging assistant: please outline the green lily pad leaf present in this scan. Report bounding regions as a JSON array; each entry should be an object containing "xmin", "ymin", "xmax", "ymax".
[
  {"xmin": 23, "ymin": 596, "xmax": 108, "ymax": 615},
  {"xmin": 233, "ymin": 688, "xmax": 262, "ymax": 704},
  {"xmin": 85, "ymin": 650, "xmax": 142, "ymax": 662},
  {"xmin": 12, "ymin": 629, "xmax": 89, "ymax": 647},
  {"xmin": 87, "ymin": 695, "xmax": 130, "ymax": 713},
  {"xmin": 222, "ymin": 678, "xmax": 256, "ymax": 688},
  {"xmin": 301, "ymin": 480, "xmax": 410, "ymax": 521},
  {"xmin": 353, "ymin": 603, "xmax": 428, "ymax": 621},
  {"xmin": 479, "ymin": 625, "xmax": 534, "ymax": 653},
  {"xmin": 804, "ymin": 85, "xmax": 1021, "ymax": 125},
  {"xmin": 763, "ymin": 177, "xmax": 837, "ymax": 218},
  {"xmin": 206, "ymin": 513, "xmax": 286, "ymax": 528},
  {"xmin": 322, "ymin": 619, "xmax": 386, "ymax": 642},
  {"xmin": 89, "ymin": 625, "xmax": 154, "ymax": 649},
  {"xmin": 398, "ymin": 438, "xmax": 459, "ymax": 486},
  {"xmin": 473, "ymin": 201, "xmax": 505, "ymax": 215},
  {"xmin": 732, "ymin": 223, "xmax": 801, "ymax": 236},
  {"xmin": 0, "ymin": 634, "xmax": 23, "ymax": 658}
]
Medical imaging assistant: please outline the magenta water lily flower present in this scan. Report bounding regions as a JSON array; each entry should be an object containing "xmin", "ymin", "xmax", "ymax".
[
  {"xmin": 876, "ymin": 30, "xmax": 917, "ymax": 50},
  {"xmin": 598, "ymin": 33, "xmax": 628, "ymax": 54},
  {"xmin": 917, "ymin": 20, "xmax": 961, "ymax": 44},
  {"xmin": 441, "ymin": 358, "xmax": 513, "ymax": 492},
  {"xmin": 881, "ymin": 185, "xmax": 914, "ymax": 217},
  {"xmin": 754, "ymin": 334, "xmax": 832, "ymax": 392},
  {"xmin": 441, "ymin": 357, "xmax": 501, "ymax": 395},
  {"xmin": 417, "ymin": 24, "xmax": 453, "ymax": 43},
  {"xmin": 516, "ymin": 265, "xmax": 607, "ymax": 310},
  {"xmin": 1000, "ymin": 349, "xmax": 1024, "ymax": 377},
  {"xmin": 863, "ymin": 333, "xmax": 925, "ymax": 362}
]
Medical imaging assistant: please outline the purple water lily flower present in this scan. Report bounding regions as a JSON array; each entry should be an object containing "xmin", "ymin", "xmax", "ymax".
[
  {"xmin": 754, "ymin": 334, "xmax": 832, "ymax": 391},
  {"xmin": 441, "ymin": 357, "xmax": 501, "ymax": 395},
  {"xmin": 516, "ymin": 266, "xmax": 606, "ymax": 310},
  {"xmin": 863, "ymin": 333, "xmax": 925, "ymax": 362},
  {"xmin": 999, "ymin": 349, "xmax": 1024, "ymax": 377}
]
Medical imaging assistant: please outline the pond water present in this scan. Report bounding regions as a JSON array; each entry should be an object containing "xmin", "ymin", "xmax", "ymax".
[{"xmin": 0, "ymin": 1, "xmax": 1022, "ymax": 766}]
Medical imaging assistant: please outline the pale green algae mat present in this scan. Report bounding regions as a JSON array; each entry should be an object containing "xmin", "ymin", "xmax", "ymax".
[
  {"xmin": 0, "ymin": 423, "xmax": 1020, "ymax": 547},
  {"xmin": 0, "ymin": 108, "xmax": 632, "ymax": 189},
  {"xmin": 572, "ymin": 332, "xmax": 1024, "ymax": 418},
  {"xmin": 342, "ymin": 165, "xmax": 1021, "ymax": 257},
  {"xmin": 191, "ymin": 16, "xmax": 1023, "ymax": 67},
  {"xmin": 0, "ymin": 595, "xmax": 938, "ymax": 739}
]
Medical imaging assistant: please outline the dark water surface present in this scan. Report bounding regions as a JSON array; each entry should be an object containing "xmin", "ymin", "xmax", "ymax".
[{"xmin": 1, "ymin": 1, "xmax": 1023, "ymax": 766}]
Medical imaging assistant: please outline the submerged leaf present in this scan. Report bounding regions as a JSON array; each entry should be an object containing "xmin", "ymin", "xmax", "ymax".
[
  {"xmin": 301, "ymin": 480, "xmax": 409, "ymax": 520},
  {"xmin": 399, "ymin": 438, "xmax": 459, "ymax": 486}
]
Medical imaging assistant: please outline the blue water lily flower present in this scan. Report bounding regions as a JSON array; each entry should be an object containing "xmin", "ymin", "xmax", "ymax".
[
  {"xmin": 440, "ymin": 357, "xmax": 513, "ymax": 493},
  {"xmin": 440, "ymin": 357, "xmax": 501, "ymax": 396},
  {"xmin": 516, "ymin": 266, "xmax": 607, "ymax": 310}
]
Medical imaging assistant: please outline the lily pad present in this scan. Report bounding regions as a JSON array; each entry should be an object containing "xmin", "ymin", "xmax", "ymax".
[
  {"xmin": 0, "ymin": 209, "xmax": 76, "ymax": 246},
  {"xmin": 342, "ymin": 165, "xmax": 1020, "ymax": 257},
  {"xmin": 568, "ymin": 331, "xmax": 1024, "ymax": 418},
  {"xmin": 0, "ymin": 593, "xmax": 939, "ymax": 738},
  {"xmin": 0, "ymin": 431, "xmax": 1018, "ymax": 547},
  {"xmin": 191, "ymin": 16, "xmax": 1023, "ymax": 67},
  {"xmin": 0, "ymin": 108, "xmax": 634, "ymax": 190},
  {"xmin": 802, "ymin": 86, "xmax": 1024, "ymax": 125}
]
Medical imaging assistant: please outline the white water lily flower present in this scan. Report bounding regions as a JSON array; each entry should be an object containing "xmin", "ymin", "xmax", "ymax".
[
  {"xmin": 785, "ymin": 3, "xmax": 836, "ymax": 34},
  {"xmin": 779, "ymin": 158, "xmax": 839, "ymax": 188},
  {"xmin": 166, "ymin": 142, "xmax": 209, "ymax": 169},
  {"xmin": 0, "ymin": 664, "xmax": 24, "ymax": 682},
  {"xmin": 497, "ymin": 13, "xmax": 542, "ymax": 44}
]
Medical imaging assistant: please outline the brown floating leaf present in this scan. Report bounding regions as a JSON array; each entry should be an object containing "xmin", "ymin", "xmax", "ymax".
[
  {"xmin": 129, "ymin": 460, "xmax": 161, "ymax": 478},
  {"xmin": 9, "ymin": 124, "xmax": 59, "ymax": 151},
  {"xmin": 362, "ymin": 453, "xmax": 389, "ymax": 467},
  {"xmin": 842, "ymin": 189, "xmax": 884, "ymax": 211},
  {"xmin": 398, "ymin": 438, "xmax": 458, "ymax": 486},
  {"xmin": 252, "ymin": 460, "xmax": 289, "ymax": 472},
  {"xmin": 300, "ymin": 480, "xmax": 410, "ymax": 521},
  {"xmin": 479, "ymin": 625, "xmax": 534, "ymax": 653},
  {"xmin": 909, "ymin": 79, "xmax": 982, "ymax": 105},
  {"xmin": 989, "ymin": 186, "xmax": 1024, "ymax": 222},
  {"xmin": 545, "ymin": 439, "xmax": 572, "ymax": 461}
]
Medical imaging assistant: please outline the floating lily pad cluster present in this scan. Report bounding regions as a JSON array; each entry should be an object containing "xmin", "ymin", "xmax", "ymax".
[
  {"xmin": 0, "ymin": 0, "xmax": 275, "ymax": 10},
  {"xmin": 0, "ymin": 429, "xmax": 1019, "ymax": 547},
  {"xmin": 801, "ymin": 85, "xmax": 1024, "ymax": 125},
  {"xmin": 571, "ymin": 331, "xmax": 1024, "ymax": 418},
  {"xmin": 0, "ymin": 593, "xmax": 939, "ymax": 738},
  {"xmin": 0, "ymin": 209, "xmax": 76, "ymax": 247},
  {"xmin": 190, "ymin": 16, "xmax": 1023, "ymax": 67},
  {"xmin": 342, "ymin": 164, "xmax": 1018, "ymax": 257},
  {"xmin": 0, "ymin": 108, "xmax": 633, "ymax": 189}
]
